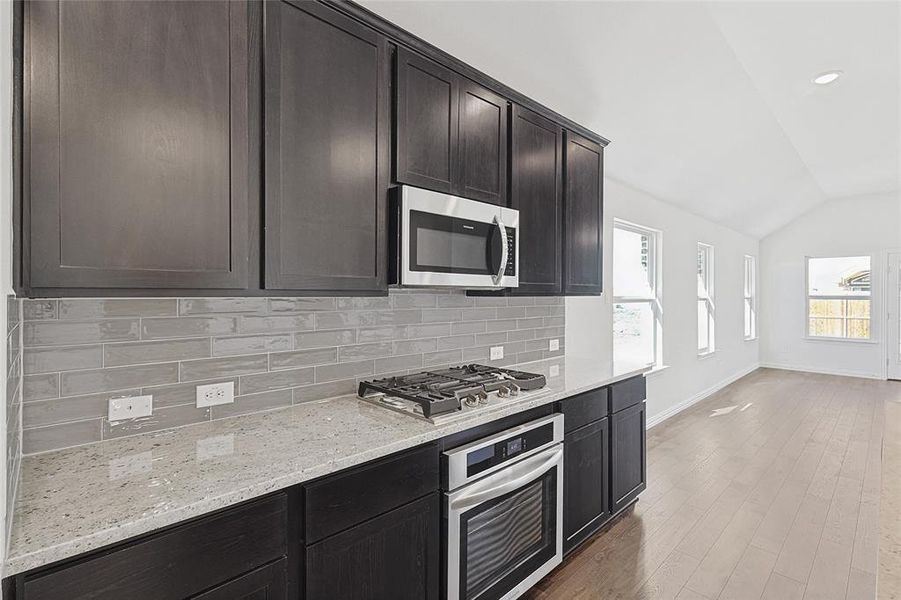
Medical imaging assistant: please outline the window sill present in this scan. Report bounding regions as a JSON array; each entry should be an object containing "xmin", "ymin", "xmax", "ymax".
[
  {"xmin": 697, "ymin": 350, "xmax": 716, "ymax": 359},
  {"xmin": 645, "ymin": 364, "xmax": 670, "ymax": 377},
  {"xmin": 803, "ymin": 336, "xmax": 878, "ymax": 345},
  {"xmin": 744, "ymin": 336, "xmax": 758, "ymax": 342}
]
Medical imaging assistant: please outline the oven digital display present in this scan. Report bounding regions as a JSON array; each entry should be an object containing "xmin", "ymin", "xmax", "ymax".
[{"xmin": 506, "ymin": 438, "xmax": 523, "ymax": 455}]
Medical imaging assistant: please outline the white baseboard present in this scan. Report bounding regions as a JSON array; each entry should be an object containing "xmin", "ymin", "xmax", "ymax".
[
  {"xmin": 646, "ymin": 363, "xmax": 760, "ymax": 430},
  {"xmin": 758, "ymin": 362, "xmax": 882, "ymax": 380}
]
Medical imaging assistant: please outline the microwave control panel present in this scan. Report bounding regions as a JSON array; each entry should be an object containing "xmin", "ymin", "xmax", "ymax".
[{"xmin": 505, "ymin": 228, "xmax": 516, "ymax": 276}]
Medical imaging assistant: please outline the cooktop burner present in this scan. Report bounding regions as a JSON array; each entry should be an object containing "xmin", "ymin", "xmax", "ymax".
[{"xmin": 358, "ymin": 364, "xmax": 547, "ymax": 421}]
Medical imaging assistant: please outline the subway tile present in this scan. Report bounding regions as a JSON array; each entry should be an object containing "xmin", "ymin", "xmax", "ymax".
[
  {"xmin": 547, "ymin": 305, "xmax": 565, "ymax": 316},
  {"xmin": 437, "ymin": 334, "xmax": 475, "ymax": 350},
  {"xmin": 496, "ymin": 307, "xmax": 526, "ymax": 319},
  {"xmin": 421, "ymin": 308, "xmax": 462, "ymax": 323},
  {"xmin": 476, "ymin": 332, "xmax": 507, "ymax": 346},
  {"xmin": 516, "ymin": 317, "xmax": 545, "ymax": 329},
  {"xmin": 23, "ymin": 299, "xmax": 57, "ymax": 321},
  {"xmin": 295, "ymin": 329, "xmax": 355, "ymax": 349},
  {"xmin": 178, "ymin": 298, "xmax": 268, "ymax": 315},
  {"xmin": 23, "ymin": 345, "xmax": 102, "ymax": 374},
  {"xmin": 6, "ymin": 371, "xmax": 20, "ymax": 411},
  {"xmin": 525, "ymin": 306, "xmax": 551, "ymax": 318},
  {"xmin": 406, "ymin": 323, "xmax": 451, "ymax": 339},
  {"xmin": 269, "ymin": 297, "xmax": 336, "ymax": 313},
  {"xmin": 104, "ymin": 338, "xmax": 210, "ymax": 367},
  {"xmin": 180, "ymin": 355, "xmax": 269, "ymax": 382},
  {"xmin": 238, "ymin": 314, "xmax": 315, "ymax": 334},
  {"xmin": 526, "ymin": 339, "xmax": 553, "ymax": 352},
  {"xmin": 23, "ymin": 390, "xmax": 140, "ymax": 428},
  {"xmin": 315, "ymin": 309, "xmax": 421, "ymax": 330},
  {"xmin": 211, "ymin": 389, "xmax": 292, "ymax": 420},
  {"xmin": 486, "ymin": 319, "xmax": 517, "ymax": 333},
  {"xmin": 24, "ymin": 319, "xmax": 140, "ymax": 346},
  {"xmin": 23, "ymin": 374, "xmax": 59, "ymax": 402},
  {"xmin": 269, "ymin": 348, "xmax": 337, "ymax": 370},
  {"xmin": 293, "ymin": 379, "xmax": 356, "ymax": 404},
  {"xmin": 357, "ymin": 325, "xmax": 408, "ymax": 343},
  {"xmin": 462, "ymin": 346, "xmax": 490, "ymax": 362},
  {"xmin": 473, "ymin": 296, "xmax": 508, "ymax": 307},
  {"xmin": 61, "ymin": 363, "xmax": 179, "ymax": 396},
  {"xmin": 435, "ymin": 294, "xmax": 474, "ymax": 308},
  {"xmin": 515, "ymin": 350, "xmax": 544, "ymax": 364},
  {"xmin": 59, "ymin": 299, "xmax": 177, "ymax": 319},
  {"xmin": 338, "ymin": 342, "xmax": 394, "ymax": 362},
  {"xmin": 7, "ymin": 296, "xmax": 20, "ymax": 332},
  {"xmin": 374, "ymin": 354, "xmax": 423, "ymax": 373},
  {"xmin": 461, "ymin": 307, "xmax": 497, "ymax": 321},
  {"xmin": 507, "ymin": 297, "xmax": 536, "ymax": 306},
  {"xmin": 534, "ymin": 297, "xmax": 563, "ymax": 306},
  {"xmin": 212, "ymin": 334, "xmax": 292, "ymax": 357},
  {"xmin": 141, "ymin": 316, "xmax": 237, "ymax": 340},
  {"xmin": 535, "ymin": 326, "xmax": 565, "ymax": 338},
  {"xmin": 502, "ymin": 341, "xmax": 527, "ymax": 356},
  {"xmin": 543, "ymin": 316, "xmax": 565, "ymax": 328},
  {"xmin": 239, "ymin": 368, "xmax": 314, "ymax": 395},
  {"xmin": 543, "ymin": 347, "xmax": 564, "ymax": 359},
  {"xmin": 423, "ymin": 350, "xmax": 462, "ymax": 367},
  {"xmin": 103, "ymin": 404, "xmax": 210, "ymax": 439},
  {"xmin": 141, "ymin": 378, "xmax": 238, "ymax": 409},
  {"xmin": 315, "ymin": 360, "xmax": 373, "ymax": 383},
  {"xmin": 391, "ymin": 294, "xmax": 437, "ymax": 308},
  {"xmin": 336, "ymin": 297, "xmax": 392, "ymax": 310},
  {"xmin": 451, "ymin": 321, "xmax": 486, "ymax": 335},
  {"xmin": 392, "ymin": 339, "xmax": 437, "ymax": 355},
  {"xmin": 23, "ymin": 419, "xmax": 102, "ymax": 454}
]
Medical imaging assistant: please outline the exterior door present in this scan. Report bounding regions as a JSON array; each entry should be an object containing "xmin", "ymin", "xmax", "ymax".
[{"xmin": 888, "ymin": 252, "xmax": 901, "ymax": 380}]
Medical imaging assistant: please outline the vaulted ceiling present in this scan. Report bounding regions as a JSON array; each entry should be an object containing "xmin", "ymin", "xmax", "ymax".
[{"xmin": 359, "ymin": 1, "xmax": 900, "ymax": 238}]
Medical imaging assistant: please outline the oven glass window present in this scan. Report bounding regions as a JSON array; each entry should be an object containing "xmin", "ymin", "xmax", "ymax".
[
  {"xmin": 459, "ymin": 468, "xmax": 557, "ymax": 600},
  {"xmin": 410, "ymin": 210, "xmax": 501, "ymax": 275}
]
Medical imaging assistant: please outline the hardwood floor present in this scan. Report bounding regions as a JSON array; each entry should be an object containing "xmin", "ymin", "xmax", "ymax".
[{"xmin": 522, "ymin": 368, "xmax": 901, "ymax": 600}]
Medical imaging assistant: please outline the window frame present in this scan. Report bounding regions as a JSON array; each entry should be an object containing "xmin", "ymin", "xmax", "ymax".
[
  {"xmin": 611, "ymin": 219, "xmax": 663, "ymax": 368},
  {"xmin": 804, "ymin": 255, "xmax": 875, "ymax": 344},
  {"xmin": 697, "ymin": 242, "xmax": 715, "ymax": 356},
  {"xmin": 743, "ymin": 255, "xmax": 757, "ymax": 341}
]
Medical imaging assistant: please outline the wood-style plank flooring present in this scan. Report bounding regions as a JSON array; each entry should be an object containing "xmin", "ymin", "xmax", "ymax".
[{"xmin": 522, "ymin": 368, "xmax": 901, "ymax": 600}]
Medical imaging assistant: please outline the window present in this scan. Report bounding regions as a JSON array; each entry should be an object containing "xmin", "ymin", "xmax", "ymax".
[
  {"xmin": 697, "ymin": 243, "xmax": 715, "ymax": 355},
  {"xmin": 612, "ymin": 221, "xmax": 661, "ymax": 367},
  {"xmin": 806, "ymin": 256, "xmax": 871, "ymax": 340},
  {"xmin": 744, "ymin": 255, "xmax": 757, "ymax": 340}
]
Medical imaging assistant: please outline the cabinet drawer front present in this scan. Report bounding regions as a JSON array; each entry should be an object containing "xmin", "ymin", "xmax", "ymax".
[
  {"xmin": 22, "ymin": 494, "xmax": 287, "ymax": 600},
  {"xmin": 560, "ymin": 387, "xmax": 608, "ymax": 432},
  {"xmin": 304, "ymin": 443, "xmax": 439, "ymax": 543},
  {"xmin": 610, "ymin": 376, "xmax": 646, "ymax": 413},
  {"xmin": 191, "ymin": 559, "xmax": 287, "ymax": 600}
]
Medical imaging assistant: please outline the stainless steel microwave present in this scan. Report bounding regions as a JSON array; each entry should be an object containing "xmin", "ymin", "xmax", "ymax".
[{"xmin": 392, "ymin": 186, "xmax": 519, "ymax": 289}]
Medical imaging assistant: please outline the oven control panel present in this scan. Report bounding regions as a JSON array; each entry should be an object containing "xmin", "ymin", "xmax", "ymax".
[{"xmin": 465, "ymin": 421, "xmax": 554, "ymax": 478}]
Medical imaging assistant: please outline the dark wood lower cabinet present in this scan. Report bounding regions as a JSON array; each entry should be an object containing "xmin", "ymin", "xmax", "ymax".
[
  {"xmin": 305, "ymin": 493, "xmax": 440, "ymax": 600},
  {"xmin": 610, "ymin": 401, "xmax": 647, "ymax": 514},
  {"xmin": 563, "ymin": 417, "xmax": 610, "ymax": 555},
  {"xmin": 191, "ymin": 560, "xmax": 287, "ymax": 600}
]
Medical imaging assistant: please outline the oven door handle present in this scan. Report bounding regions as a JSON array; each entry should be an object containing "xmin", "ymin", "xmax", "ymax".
[
  {"xmin": 450, "ymin": 447, "xmax": 562, "ymax": 511},
  {"xmin": 491, "ymin": 215, "xmax": 508, "ymax": 286}
]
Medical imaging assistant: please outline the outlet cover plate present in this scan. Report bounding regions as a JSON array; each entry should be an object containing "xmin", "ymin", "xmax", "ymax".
[
  {"xmin": 196, "ymin": 381, "xmax": 234, "ymax": 408},
  {"xmin": 490, "ymin": 346, "xmax": 504, "ymax": 360},
  {"xmin": 549, "ymin": 339, "xmax": 560, "ymax": 352},
  {"xmin": 108, "ymin": 395, "xmax": 153, "ymax": 422}
]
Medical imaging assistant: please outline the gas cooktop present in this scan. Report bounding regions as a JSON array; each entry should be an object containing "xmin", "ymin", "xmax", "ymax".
[{"xmin": 357, "ymin": 364, "xmax": 548, "ymax": 422}]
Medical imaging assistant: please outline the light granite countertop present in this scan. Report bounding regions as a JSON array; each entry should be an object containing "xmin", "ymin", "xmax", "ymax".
[{"xmin": 5, "ymin": 355, "xmax": 650, "ymax": 576}]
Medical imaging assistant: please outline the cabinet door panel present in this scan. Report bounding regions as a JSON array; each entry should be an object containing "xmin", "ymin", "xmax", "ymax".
[
  {"xmin": 563, "ymin": 131, "xmax": 604, "ymax": 295},
  {"xmin": 510, "ymin": 106, "xmax": 562, "ymax": 294},
  {"xmin": 564, "ymin": 418, "xmax": 610, "ymax": 555},
  {"xmin": 458, "ymin": 80, "xmax": 508, "ymax": 205},
  {"xmin": 264, "ymin": 1, "xmax": 387, "ymax": 292},
  {"xmin": 611, "ymin": 402, "xmax": 647, "ymax": 513},
  {"xmin": 395, "ymin": 48, "xmax": 459, "ymax": 193},
  {"xmin": 306, "ymin": 494, "xmax": 440, "ymax": 600},
  {"xmin": 27, "ymin": 0, "xmax": 252, "ymax": 289}
]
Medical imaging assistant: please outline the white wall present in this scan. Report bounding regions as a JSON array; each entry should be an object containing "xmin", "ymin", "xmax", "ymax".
[
  {"xmin": 567, "ymin": 178, "xmax": 760, "ymax": 426},
  {"xmin": 0, "ymin": 0, "xmax": 12, "ymax": 573},
  {"xmin": 759, "ymin": 192, "xmax": 901, "ymax": 379}
]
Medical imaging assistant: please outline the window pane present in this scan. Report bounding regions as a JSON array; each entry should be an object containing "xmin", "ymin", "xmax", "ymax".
[
  {"xmin": 613, "ymin": 227, "xmax": 653, "ymax": 297},
  {"xmin": 809, "ymin": 299, "xmax": 844, "ymax": 318},
  {"xmin": 697, "ymin": 247, "xmax": 708, "ymax": 297},
  {"xmin": 808, "ymin": 256, "xmax": 870, "ymax": 296},
  {"xmin": 744, "ymin": 299, "xmax": 753, "ymax": 338},
  {"xmin": 698, "ymin": 299, "xmax": 709, "ymax": 351},
  {"xmin": 848, "ymin": 319, "xmax": 870, "ymax": 339},
  {"xmin": 808, "ymin": 299, "xmax": 871, "ymax": 339},
  {"xmin": 613, "ymin": 302, "xmax": 655, "ymax": 365}
]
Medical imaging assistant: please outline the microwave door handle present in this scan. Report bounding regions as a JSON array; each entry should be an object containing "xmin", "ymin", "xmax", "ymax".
[
  {"xmin": 449, "ymin": 447, "xmax": 562, "ymax": 511},
  {"xmin": 492, "ymin": 216, "xmax": 508, "ymax": 286}
]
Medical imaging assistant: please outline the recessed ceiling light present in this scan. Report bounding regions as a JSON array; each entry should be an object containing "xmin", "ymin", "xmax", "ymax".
[{"xmin": 813, "ymin": 70, "xmax": 843, "ymax": 85}]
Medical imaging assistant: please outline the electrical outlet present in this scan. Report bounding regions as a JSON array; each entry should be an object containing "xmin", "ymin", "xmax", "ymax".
[
  {"xmin": 196, "ymin": 381, "xmax": 234, "ymax": 408},
  {"xmin": 549, "ymin": 338, "xmax": 560, "ymax": 352},
  {"xmin": 490, "ymin": 345, "xmax": 504, "ymax": 360},
  {"xmin": 108, "ymin": 395, "xmax": 152, "ymax": 422}
]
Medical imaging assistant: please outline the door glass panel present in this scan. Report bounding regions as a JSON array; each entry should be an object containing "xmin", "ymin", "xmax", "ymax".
[{"xmin": 410, "ymin": 210, "xmax": 494, "ymax": 275}]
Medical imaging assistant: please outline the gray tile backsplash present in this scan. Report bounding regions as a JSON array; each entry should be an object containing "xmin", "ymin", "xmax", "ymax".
[
  {"xmin": 20, "ymin": 290, "xmax": 565, "ymax": 454},
  {"xmin": 7, "ymin": 295, "xmax": 23, "ymax": 550}
]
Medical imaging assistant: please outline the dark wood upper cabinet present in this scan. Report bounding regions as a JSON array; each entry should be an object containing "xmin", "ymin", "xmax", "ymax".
[
  {"xmin": 563, "ymin": 131, "xmax": 604, "ymax": 295},
  {"xmin": 610, "ymin": 401, "xmax": 647, "ymax": 514},
  {"xmin": 264, "ymin": 1, "xmax": 389, "ymax": 293},
  {"xmin": 395, "ymin": 47, "xmax": 459, "ymax": 194},
  {"xmin": 25, "ymin": 0, "xmax": 255, "ymax": 291},
  {"xmin": 396, "ymin": 48, "xmax": 508, "ymax": 205},
  {"xmin": 510, "ymin": 105, "xmax": 563, "ymax": 294},
  {"xmin": 563, "ymin": 417, "xmax": 610, "ymax": 555}
]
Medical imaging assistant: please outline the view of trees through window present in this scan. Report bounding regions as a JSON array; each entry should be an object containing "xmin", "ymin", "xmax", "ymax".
[
  {"xmin": 612, "ymin": 222, "xmax": 659, "ymax": 367},
  {"xmin": 807, "ymin": 256, "xmax": 871, "ymax": 340}
]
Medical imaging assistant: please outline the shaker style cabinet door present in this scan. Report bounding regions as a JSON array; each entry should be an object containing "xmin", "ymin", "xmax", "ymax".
[
  {"xmin": 510, "ymin": 105, "xmax": 563, "ymax": 294},
  {"xmin": 264, "ymin": 1, "xmax": 388, "ymax": 292},
  {"xmin": 610, "ymin": 402, "xmax": 647, "ymax": 513},
  {"xmin": 563, "ymin": 131, "xmax": 604, "ymax": 295},
  {"xmin": 458, "ymin": 79, "xmax": 508, "ymax": 205},
  {"xmin": 25, "ymin": 0, "xmax": 254, "ymax": 291},
  {"xmin": 395, "ymin": 47, "xmax": 460, "ymax": 194},
  {"xmin": 563, "ymin": 417, "xmax": 610, "ymax": 555}
]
